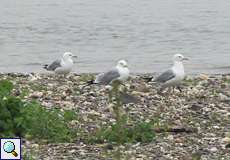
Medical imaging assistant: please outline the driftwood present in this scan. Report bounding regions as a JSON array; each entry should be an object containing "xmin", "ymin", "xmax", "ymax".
[{"xmin": 154, "ymin": 127, "xmax": 198, "ymax": 134}]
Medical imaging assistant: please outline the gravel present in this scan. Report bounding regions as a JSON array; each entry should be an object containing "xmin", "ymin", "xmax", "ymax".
[{"xmin": 0, "ymin": 73, "xmax": 229, "ymax": 160}]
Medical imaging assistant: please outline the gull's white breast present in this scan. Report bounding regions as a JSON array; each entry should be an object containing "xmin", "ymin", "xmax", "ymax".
[
  {"xmin": 165, "ymin": 63, "xmax": 185, "ymax": 86},
  {"xmin": 117, "ymin": 67, "xmax": 129, "ymax": 81},
  {"xmin": 55, "ymin": 59, "xmax": 73, "ymax": 74}
]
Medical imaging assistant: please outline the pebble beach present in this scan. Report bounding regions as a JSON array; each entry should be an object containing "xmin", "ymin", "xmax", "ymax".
[{"xmin": 0, "ymin": 73, "xmax": 229, "ymax": 160}]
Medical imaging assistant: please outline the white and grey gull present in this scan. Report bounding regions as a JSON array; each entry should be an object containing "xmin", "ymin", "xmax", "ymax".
[
  {"xmin": 88, "ymin": 59, "xmax": 130, "ymax": 86},
  {"xmin": 147, "ymin": 54, "xmax": 188, "ymax": 92},
  {"xmin": 43, "ymin": 52, "xmax": 76, "ymax": 75},
  {"xmin": 86, "ymin": 59, "xmax": 139, "ymax": 104}
]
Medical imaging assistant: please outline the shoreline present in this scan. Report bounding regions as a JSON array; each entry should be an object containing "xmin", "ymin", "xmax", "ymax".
[{"xmin": 0, "ymin": 72, "xmax": 229, "ymax": 76}]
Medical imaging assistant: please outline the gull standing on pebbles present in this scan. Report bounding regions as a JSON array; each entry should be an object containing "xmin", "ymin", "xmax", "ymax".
[
  {"xmin": 153, "ymin": 54, "xmax": 188, "ymax": 92},
  {"xmin": 88, "ymin": 60, "xmax": 130, "ymax": 87},
  {"xmin": 86, "ymin": 60, "xmax": 139, "ymax": 104},
  {"xmin": 43, "ymin": 52, "xmax": 76, "ymax": 75}
]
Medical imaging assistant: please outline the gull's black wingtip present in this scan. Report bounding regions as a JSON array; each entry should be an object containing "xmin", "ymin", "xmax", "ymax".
[
  {"xmin": 141, "ymin": 76, "xmax": 154, "ymax": 82},
  {"xmin": 87, "ymin": 79, "xmax": 96, "ymax": 85},
  {"xmin": 43, "ymin": 64, "xmax": 49, "ymax": 70}
]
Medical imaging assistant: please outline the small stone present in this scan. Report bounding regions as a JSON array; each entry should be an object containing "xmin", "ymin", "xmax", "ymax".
[
  {"xmin": 213, "ymin": 125, "xmax": 220, "ymax": 129},
  {"xmin": 31, "ymin": 144, "xmax": 39, "ymax": 148},
  {"xmin": 222, "ymin": 137, "xmax": 230, "ymax": 144},
  {"xmin": 199, "ymin": 74, "xmax": 209, "ymax": 80},
  {"xmin": 105, "ymin": 144, "xmax": 113, "ymax": 150},
  {"xmin": 30, "ymin": 92, "xmax": 43, "ymax": 98},
  {"xmin": 167, "ymin": 135, "xmax": 174, "ymax": 141},
  {"xmin": 190, "ymin": 103, "xmax": 203, "ymax": 111},
  {"xmin": 209, "ymin": 147, "xmax": 218, "ymax": 152},
  {"xmin": 174, "ymin": 138, "xmax": 183, "ymax": 143},
  {"xmin": 219, "ymin": 93, "xmax": 230, "ymax": 102},
  {"xmin": 226, "ymin": 144, "xmax": 230, "ymax": 148}
]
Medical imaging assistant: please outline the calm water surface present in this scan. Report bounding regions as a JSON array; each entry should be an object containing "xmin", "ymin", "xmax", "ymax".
[{"xmin": 0, "ymin": 0, "xmax": 230, "ymax": 74}]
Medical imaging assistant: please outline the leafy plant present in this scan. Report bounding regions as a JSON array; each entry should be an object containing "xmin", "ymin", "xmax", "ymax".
[
  {"xmin": 0, "ymin": 80, "xmax": 14, "ymax": 97},
  {"xmin": 91, "ymin": 119, "xmax": 156, "ymax": 144},
  {"xmin": 223, "ymin": 78, "xmax": 230, "ymax": 84},
  {"xmin": 21, "ymin": 102, "xmax": 78, "ymax": 143},
  {"xmin": 0, "ymin": 80, "xmax": 78, "ymax": 143},
  {"xmin": 91, "ymin": 81, "xmax": 156, "ymax": 144},
  {"xmin": 129, "ymin": 120, "xmax": 156, "ymax": 143},
  {"xmin": 0, "ymin": 80, "xmax": 25, "ymax": 137},
  {"xmin": 23, "ymin": 150, "xmax": 37, "ymax": 160}
]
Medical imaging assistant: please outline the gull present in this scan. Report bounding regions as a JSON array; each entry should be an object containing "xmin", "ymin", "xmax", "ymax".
[
  {"xmin": 43, "ymin": 52, "xmax": 75, "ymax": 75},
  {"xmin": 86, "ymin": 60, "xmax": 130, "ymax": 88},
  {"xmin": 153, "ymin": 54, "xmax": 188, "ymax": 92},
  {"xmin": 86, "ymin": 60, "xmax": 139, "ymax": 104}
]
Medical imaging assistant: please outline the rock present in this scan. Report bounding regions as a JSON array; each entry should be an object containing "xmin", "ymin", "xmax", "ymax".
[
  {"xmin": 167, "ymin": 135, "xmax": 174, "ymax": 141},
  {"xmin": 31, "ymin": 144, "xmax": 39, "ymax": 148},
  {"xmin": 105, "ymin": 144, "xmax": 113, "ymax": 150},
  {"xmin": 174, "ymin": 138, "xmax": 183, "ymax": 143},
  {"xmin": 30, "ymin": 92, "xmax": 43, "ymax": 98},
  {"xmin": 209, "ymin": 147, "xmax": 218, "ymax": 153},
  {"xmin": 190, "ymin": 103, "xmax": 203, "ymax": 111},
  {"xmin": 219, "ymin": 93, "xmax": 230, "ymax": 102},
  {"xmin": 199, "ymin": 74, "xmax": 209, "ymax": 80},
  {"xmin": 221, "ymin": 137, "xmax": 230, "ymax": 144}
]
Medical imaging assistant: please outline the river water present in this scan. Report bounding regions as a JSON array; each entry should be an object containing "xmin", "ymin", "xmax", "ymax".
[{"xmin": 0, "ymin": 0, "xmax": 230, "ymax": 74}]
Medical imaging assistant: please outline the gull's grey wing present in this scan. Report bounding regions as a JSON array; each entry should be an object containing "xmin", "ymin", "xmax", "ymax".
[
  {"xmin": 46, "ymin": 60, "xmax": 62, "ymax": 71},
  {"xmin": 95, "ymin": 68, "xmax": 120, "ymax": 85},
  {"xmin": 155, "ymin": 69, "xmax": 175, "ymax": 83}
]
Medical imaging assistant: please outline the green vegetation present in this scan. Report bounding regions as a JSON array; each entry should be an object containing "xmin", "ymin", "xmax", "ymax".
[
  {"xmin": 23, "ymin": 150, "xmax": 37, "ymax": 160},
  {"xmin": 90, "ymin": 81, "xmax": 156, "ymax": 144},
  {"xmin": 0, "ymin": 80, "xmax": 25, "ymax": 137},
  {"xmin": 92, "ymin": 119, "xmax": 156, "ymax": 144},
  {"xmin": 0, "ymin": 80, "xmax": 78, "ymax": 143},
  {"xmin": 0, "ymin": 78, "xmax": 156, "ymax": 145},
  {"xmin": 223, "ymin": 77, "xmax": 230, "ymax": 84},
  {"xmin": 22, "ymin": 103, "xmax": 78, "ymax": 143}
]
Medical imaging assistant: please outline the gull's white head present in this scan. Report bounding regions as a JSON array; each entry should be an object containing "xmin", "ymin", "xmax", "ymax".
[
  {"xmin": 173, "ymin": 54, "xmax": 188, "ymax": 62},
  {"xmin": 63, "ymin": 52, "xmax": 73, "ymax": 60},
  {"xmin": 117, "ymin": 60, "xmax": 128, "ymax": 68}
]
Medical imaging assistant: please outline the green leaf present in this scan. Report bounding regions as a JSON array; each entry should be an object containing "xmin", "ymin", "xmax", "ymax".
[{"xmin": 63, "ymin": 110, "xmax": 77, "ymax": 121}]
